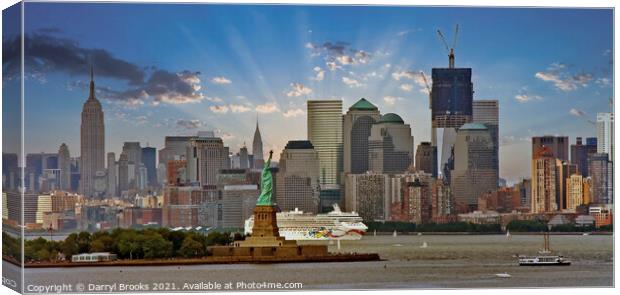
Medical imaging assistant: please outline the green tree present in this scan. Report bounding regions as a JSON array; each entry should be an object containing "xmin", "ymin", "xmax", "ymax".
[
  {"xmin": 179, "ymin": 236, "xmax": 205, "ymax": 258},
  {"xmin": 143, "ymin": 235, "xmax": 173, "ymax": 259}
]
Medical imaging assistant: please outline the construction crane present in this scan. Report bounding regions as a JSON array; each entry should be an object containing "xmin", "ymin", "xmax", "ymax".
[
  {"xmin": 419, "ymin": 71, "xmax": 432, "ymax": 109},
  {"xmin": 437, "ymin": 24, "xmax": 459, "ymax": 68}
]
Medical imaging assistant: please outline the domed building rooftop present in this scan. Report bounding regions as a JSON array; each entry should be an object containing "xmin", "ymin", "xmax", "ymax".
[
  {"xmin": 379, "ymin": 113, "xmax": 405, "ymax": 124},
  {"xmin": 349, "ymin": 98, "xmax": 378, "ymax": 111}
]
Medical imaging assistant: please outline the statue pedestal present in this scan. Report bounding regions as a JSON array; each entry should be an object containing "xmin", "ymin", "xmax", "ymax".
[{"xmin": 234, "ymin": 205, "xmax": 296, "ymax": 247}]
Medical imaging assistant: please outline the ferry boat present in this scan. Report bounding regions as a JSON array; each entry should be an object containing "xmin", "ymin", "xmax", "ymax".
[
  {"xmin": 518, "ymin": 233, "xmax": 571, "ymax": 266},
  {"xmin": 244, "ymin": 204, "xmax": 367, "ymax": 240}
]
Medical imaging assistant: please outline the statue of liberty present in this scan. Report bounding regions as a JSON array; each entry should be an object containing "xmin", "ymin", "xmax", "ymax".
[{"xmin": 256, "ymin": 150, "xmax": 274, "ymax": 206}]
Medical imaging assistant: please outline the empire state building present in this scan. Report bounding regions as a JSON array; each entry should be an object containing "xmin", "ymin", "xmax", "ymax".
[{"xmin": 80, "ymin": 68, "xmax": 105, "ymax": 197}]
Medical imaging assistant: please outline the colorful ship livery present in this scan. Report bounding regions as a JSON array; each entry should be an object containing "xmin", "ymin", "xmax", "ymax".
[{"xmin": 244, "ymin": 204, "xmax": 368, "ymax": 241}]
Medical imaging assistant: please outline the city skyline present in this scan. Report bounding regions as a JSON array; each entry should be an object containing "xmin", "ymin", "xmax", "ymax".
[{"xmin": 2, "ymin": 4, "xmax": 613, "ymax": 184}]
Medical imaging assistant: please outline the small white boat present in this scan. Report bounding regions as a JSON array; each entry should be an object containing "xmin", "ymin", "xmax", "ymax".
[
  {"xmin": 417, "ymin": 232, "xmax": 422, "ymax": 236},
  {"xmin": 373, "ymin": 230, "xmax": 376, "ymax": 236},
  {"xmin": 393, "ymin": 230, "xmax": 397, "ymax": 237},
  {"xmin": 495, "ymin": 273, "xmax": 511, "ymax": 278},
  {"xmin": 420, "ymin": 241, "xmax": 428, "ymax": 248},
  {"xmin": 393, "ymin": 244, "xmax": 403, "ymax": 247},
  {"xmin": 506, "ymin": 230, "xmax": 511, "ymax": 239},
  {"xmin": 582, "ymin": 233, "xmax": 589, "ymax": 236}
]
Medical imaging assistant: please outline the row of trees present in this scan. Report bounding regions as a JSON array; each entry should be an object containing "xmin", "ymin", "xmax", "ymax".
[
  {"xmin": 506, "ymin": 220, "xmax": 613, "ymax": 232},
  {"xmin": 366, "ymin": 221, "xmax": 502, "ymax": 233},
  {"xmin": 3, "ymin": 229, "xmax": 241, "ymax": 263}
]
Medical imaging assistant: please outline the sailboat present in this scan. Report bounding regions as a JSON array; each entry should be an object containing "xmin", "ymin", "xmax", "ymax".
[
  {"xmin": 420, "ymin": 241, "xmax": 428, "ymax": 248},
  {"xmin": 506, "ymin": 230, "xmax": 511, "ymax": 239},
  {"xmin": 518, "ymin": 232, "xmax": 571, "ymax": 266},
  {"xmin": 392, "ymin": 230, "xmax": 397, "ymax": 237},
  {"xmin": 373, "ymin": 230, "xmax": 376, "ymax": 237}
]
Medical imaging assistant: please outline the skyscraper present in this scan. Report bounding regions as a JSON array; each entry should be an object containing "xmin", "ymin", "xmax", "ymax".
[
  {"xmin": 472, "ymin": 100, "xmax": 499, "ymax": 185},
  {"xmin": 239, "ymin": 145, "xmax": 249, "ymax": 169},
  {"xmin": 186, "ymin": 136, "xmax": 228, "ymax": 187},
  {"xmin": 430, "ymin": 65, "xmax": 474, "ymax": 180},
  {"xmin": 368, "ymin": 113, "xmax": 414, "ymax": 174},
  {"xmin": 252, "ymin": 119, "xmax": 264, "ymax": 169},
  {"xmin": 122, "ymin": 142, "xmax": 142, "ymax": 189},
  {"xmin": 531, "ymin": 146, "xmax": 559, "ymax": 213},
  {"xmin": 276, "ymin": 140, "xmax": 320, "ymax": 213},
  {"xmin": 596, "ymin": 112, "xmax": 614, "ymax": 162},
  {"xmin": 532, "ymin": 136, "xmax": 569, "ymax": 162},
  {"xmin": 571, "ymin": 137, "xmax": 598, "ymax": 177},
  {"xmin": 141, "ymin": 147, "xmax": 157, "ymax": 187},
  {"xmin": 80, "ymin": 67, "xmax": 105, "ymax": 198},
  {"xmin": 415, "ymin": 142, "xmax": 436, "ymax": 176},
  {"xmin": 343, "ymin": 98, "xmax": 381, "ymax": 175},
  {"xmin": 118, "ymin": 153, "xmax": 129, "ymax": 193},
  {"xmin": 450, "ymin": 123, "xmax": 497, "ymax": 210},
  {"xmin": 107, "ymin": 152, "xmax": 117, "ymax": 197},
  {"xmin": 566, "ymin": 174, "xmax": 584, "ymax": 211},
  {"xmin": 307, "ymin": 100, "xmax": 343, "ymax": 185},
  {"xmin": 588, "ymin": 153, "xmax": 613, "ymax": 204},
  {"xmin": 58, "ymin": 143, "xmax": 71, "ymax": 191}
]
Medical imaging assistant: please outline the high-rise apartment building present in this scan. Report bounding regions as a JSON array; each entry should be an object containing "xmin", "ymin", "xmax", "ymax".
[
  {"xmin": 531, "ymin": 146, "xmax": 559, "ymax": 213},
  {"xmin": 566, "ymin": 173, "xmax": 584, "ymax": 211},
  {"xmin": 80, "ymin": 68, "xmax": 105, "ymax": 198},
  {"xmin": 307, "ymin": 100, "xmax": 343, "ymax": 185}
]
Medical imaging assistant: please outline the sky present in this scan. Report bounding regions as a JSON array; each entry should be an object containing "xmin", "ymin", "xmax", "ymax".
[{"xmin": 2, "ymin": 3, "xmax": 614, "ymax": 184}]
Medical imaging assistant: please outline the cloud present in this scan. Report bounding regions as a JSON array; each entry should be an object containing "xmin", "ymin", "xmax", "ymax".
[
  {"xmin": 535, "ymin": 63, "xmax": 594, "ymax": 92},
  {"xmin": 176, "ymin": 119, "xmax": 204, "ymax": 129},
  {"xmin": 211, "ymin": 76, "xmax": 232, "ymax": 84},
  {"xmin": 342, "ymin": 77, "xmax": 363, "ymax": 88},
  {"xmin": 596, "ymin": 78, "xmax": 612, "ymax": 87},
  {"xmin": 3, "ymin": 32, "xmax": 145, "ymax": 84},
  {"xmin": 3, "ymin": 32, "xmax": 205, "ymax": 106},
  {"xmin": 206, "ymin": 96, "xmax": 223, "ymax": 103},
  {"xmin": 383, "ymin": 96, "xmax": 402, "ymax": 106},
  {"xmin": 282, "ymin": 108, "xmax": 305, "ymax": 118},
  {"xmin": 310, "ymin": 66, "xmax": 325, "ymax": 81},
  {"xmin": 229, "ymin": 104, "xmax": 252, "ymax": 113},
  {"xmin": 569, "ymin": 108, "xmax": 585, "ymax": 117},
  {"xmin": 286, "ymin": 83, "xmax": 313, "ymax": 97},
  {"xmin": 400, "ymin": 84, "xmax": 413, "ymax": 92},
  {"xmin": 515, "ymin": 87, "xmax": 543, "ymax": 103},
  {"xmin": 306, "ymin": 41, "xmax": 372, "ymax": 70},
  {"xmin": 391, "ymin": 70, "xmax": 417, "ymax": 81},
  {"xmin": 209, "ymin": 105, "xmax": 230, "ymax": 114},
  {"xmin": 256, "ymin": 102, "xmax": 280, "ymax": 113},
  {"xmin": 135, "ymin": 115, "xmax": 148, "ymax": 125},
  {"xmin": 396, "ymin": 28, "xmax": 422, "ymax": 37}
]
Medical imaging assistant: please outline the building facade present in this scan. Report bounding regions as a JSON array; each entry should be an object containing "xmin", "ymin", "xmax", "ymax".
[
  {"xmin": 276, "ymin": 140, "xmax": 320, "ymax": 214},
  {"xmin": 343, "ymin": 98, "xmax": 381, "ymax": 175},
  {"xmin": 80, "ymin": 69, "xmax": 105, "ymax": 198},
  {"xmin": 307, "ymin": 100, "xmax": 343, "ymax": 185},
  {"xmin": 368, "ymin": 113, "xmax": 414, "ymax": 174}
]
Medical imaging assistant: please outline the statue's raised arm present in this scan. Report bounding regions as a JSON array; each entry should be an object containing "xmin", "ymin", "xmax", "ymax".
[{"xmin": 256, "ymin": 150, "xmax": 274, "ymax": 206}]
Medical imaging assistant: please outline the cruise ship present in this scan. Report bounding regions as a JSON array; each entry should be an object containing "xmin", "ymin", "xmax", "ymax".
[{"xmin": 244, "ymin": 204, "xmax": 367, "ymax": 240}]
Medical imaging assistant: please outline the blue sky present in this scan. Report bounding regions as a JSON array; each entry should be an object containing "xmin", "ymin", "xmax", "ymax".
[{"xmin": 2, "ymin": 3, "xmax": 613, "ymax": 183}]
